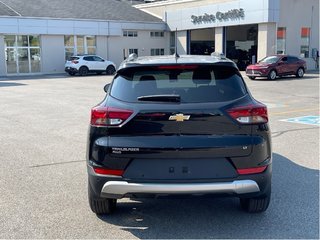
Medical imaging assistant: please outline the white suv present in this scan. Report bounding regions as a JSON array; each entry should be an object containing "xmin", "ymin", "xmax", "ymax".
[{"xmin": 65, "ymin": 55, "xmax": 116, "ymax": 76}]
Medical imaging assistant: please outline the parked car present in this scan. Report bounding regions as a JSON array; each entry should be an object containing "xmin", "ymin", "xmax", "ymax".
[
  {"xmin": 246, "ymin": 55, "xmax": 306, "ymax": 80},
  {"xmin": 65, "ymin": 55, "xmax": 116, "ymax": 76},
  {"xmin": 87, "ymin": 53, "xmax": 272, "ymax": 215}
]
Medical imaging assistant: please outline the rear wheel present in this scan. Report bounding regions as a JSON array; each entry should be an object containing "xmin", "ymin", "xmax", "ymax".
[
  {"xmin": 296, "ymin": 68, "xmax": 304, "ymax": 78},
  {"xmin": 268, "ymin": 70, "xmax": 277, "ymax": 80},
  {"xmin": 79, "ymin": 66, "xmax": 89, "ymax": 76},
  {"xmin": 106, "ymin": 65, "xmax": 116, "ymax": 75},
  {"xmin": 68, "ymin": 72, "xmax": 75, "ymax": 76},
  {"xmin": 248, "ymin": 76, "xmax": 256, "ymax": 80},
  {"xmin": 240, "ymin": 188, "xmax": 271, "ymax": 213},
  {"xmin": 88, "ymin": 182, "xmax": 117, "ymax": 215}
]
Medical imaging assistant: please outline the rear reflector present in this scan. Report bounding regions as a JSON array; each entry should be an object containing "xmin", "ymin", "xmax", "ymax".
[
  {"xmin": 237, "ymin": 166, "xmax": 267, "ymax": 175},
  {"xmin": 91, "ymin": 106, "xmax": 133, "ymax": 126},
  {"xmin": 227, "ymin": 103, "xmax": 268, "ymax": 124},
  {"xmin": 93, "ymin": 167, "xmax": 124, "ymax": 176}
]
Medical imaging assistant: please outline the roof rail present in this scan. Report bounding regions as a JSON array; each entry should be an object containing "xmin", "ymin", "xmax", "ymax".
[{"xmin": 211, "ymin": 52, "xmax": 226, "ymax": 60}]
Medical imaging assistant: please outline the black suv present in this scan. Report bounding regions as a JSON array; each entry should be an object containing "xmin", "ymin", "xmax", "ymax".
[{"xmin": 87, "ymin": 53, "xmax": 272, "ymax": 215}]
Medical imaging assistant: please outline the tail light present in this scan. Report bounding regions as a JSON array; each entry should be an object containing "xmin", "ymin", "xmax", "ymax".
[
  {"xmin": 91, "ymin": 106, "xmax": 133, "ymax": 126},
  {"xmin": 227, "ymin": 103, "xmax": 268, "ymax": 124},
  {"xmin": 72, "ymin": 60, "xmax": 79, "ymax": 64}
]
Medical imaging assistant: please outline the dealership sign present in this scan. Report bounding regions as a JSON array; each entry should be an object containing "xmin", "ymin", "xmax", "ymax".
[{"xmin": 191, "ymin": 8, "xmax": 245, "ymax": 24}]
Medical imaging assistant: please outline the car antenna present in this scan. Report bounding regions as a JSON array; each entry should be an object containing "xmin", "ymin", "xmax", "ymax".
[{"xmin": 174, "ymin": 28, "xmax": 180, "ymax": 60}]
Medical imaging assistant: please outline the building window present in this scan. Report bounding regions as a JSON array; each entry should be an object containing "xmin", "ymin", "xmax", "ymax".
[
  {"xmin": 170, "ymin": 32, "xmax": 175, "ymax": 54},
  {"xmin": 4, "ymin": 35, "xmax": 41, "ymax": 74},
  {"xmin": 151, "ymin": 48, "xmax": 164, "ymax": 56},
  {"xmin": 64, "ymin": 35, "xmax": 96, "ymax": 60},
  {"xmin": 150, "ymin": 31, "xmax": 164, "ymax": 37},
  {"xmin": 123, "ymin": 48, "xmax": 138, "ymax": 59},
  {"xmin": 276, "ymin": 27, "xmax": 286, "ymax": 54},
  {"xmin": 300, "ymin": 27, "xmax": 310, "ymax": 58},
  {"xmin": 123, "ymin": 30, "xmax": 138, "ymax": 37}
]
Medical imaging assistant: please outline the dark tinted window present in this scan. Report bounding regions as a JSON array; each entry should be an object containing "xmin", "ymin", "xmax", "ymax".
[
  {"xmin": 110, "ymin": 66, "xmax": 247, "ymax": 103},
  {"xmin": 93, "ymin": 56, "xmax": 104, "ymax": 62},
  {"xmin": 69, "ymin": 56, "xmax": 79, "ymax": 61},
  {"xmin": 260, "ymin": 56, "xmax": 280, "ymax": 63},
  {"xmin": 288, "ymin": 56, "xmax": 298, "ymax": 62},
  {"xmin": 83, "ymin": 56, "xmax": 94, "ymax": 61}
]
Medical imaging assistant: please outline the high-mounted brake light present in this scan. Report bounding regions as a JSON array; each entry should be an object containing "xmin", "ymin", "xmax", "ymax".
[
  {"xmin": 91, "ymin": 106, "xmax": 133, "ymax": 126},
  {"xmin": 227, "ymin": 104, "xmax": 268, "ymax": 124},
  {"xmin": 157, "ymin": 65, "xmax": 198, "ymax": 70}
]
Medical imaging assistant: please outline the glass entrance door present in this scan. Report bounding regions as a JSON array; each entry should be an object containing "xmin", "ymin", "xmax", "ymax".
[
  {"xmin": 225, "ymin": 25, "xmax": 258, "ymax": 70},
  {"xmin": 4, "ymin": 35, "xmax": 41, "ymax": 74}
]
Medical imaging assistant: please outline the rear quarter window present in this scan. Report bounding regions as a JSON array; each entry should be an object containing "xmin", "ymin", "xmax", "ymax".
[{"xmin": 110, "ymin": 65, "xmax": 247, "ymax": 103}]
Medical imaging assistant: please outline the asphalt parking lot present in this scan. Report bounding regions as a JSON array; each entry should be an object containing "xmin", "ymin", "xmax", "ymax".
[{"xmin": 0, "ymin": 71, "xmax": 319, "ymax": 239}]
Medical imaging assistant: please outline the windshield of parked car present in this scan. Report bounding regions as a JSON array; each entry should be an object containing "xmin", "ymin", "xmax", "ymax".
[
  {"xmin": 259, "ymin": 56, "xmax": 280, "ymax": 64},
  {"xmin": 110, "ymin": 65, "xmax": 247, "ymax": 103}
]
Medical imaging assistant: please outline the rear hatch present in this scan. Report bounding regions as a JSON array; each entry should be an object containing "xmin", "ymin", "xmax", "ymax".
[
  {"xmin": 91, "ymin": 65, "xmax": 262, "ymax": 180},
  {"xmin": 65, "ymin": 56, "xmax": 79, "ymax": 67}
]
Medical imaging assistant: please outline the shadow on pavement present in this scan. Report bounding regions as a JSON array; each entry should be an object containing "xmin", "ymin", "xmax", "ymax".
[
  {"xmin": 0, "ymin": 82, "xmax": 27, "ymax": 87},
  {"xmin": 97, "ymin": 153, "xmax": 319, "ymax": 239},
  {"xmin": 0, "ymin": 73, "xmax": 113, "ymax": 81}
]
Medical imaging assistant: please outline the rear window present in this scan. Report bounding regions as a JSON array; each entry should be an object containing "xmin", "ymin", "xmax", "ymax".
[
  {"xmin": 110, "ymin": 65, "xmax": 247, "ymax": 103},
  {"xmin": 69, "ymin": 57, "xmax": 79, "ymax": 61}
]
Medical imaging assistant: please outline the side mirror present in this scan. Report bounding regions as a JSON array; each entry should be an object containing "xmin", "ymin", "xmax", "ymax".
[{"xmin": 104, "ymin": 83, "xmax": 110, "ymax": 93}]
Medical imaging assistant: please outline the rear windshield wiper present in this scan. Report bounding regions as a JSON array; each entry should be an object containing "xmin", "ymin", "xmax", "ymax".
[{"xmin": 137, "ymin": 94, "xmax": 181, "ymax": 102}]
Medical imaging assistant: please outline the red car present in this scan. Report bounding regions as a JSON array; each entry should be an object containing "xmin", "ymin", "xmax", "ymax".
[{"xmin": 246, "ymin": 55, "xmax": 306, "ymax": 80}]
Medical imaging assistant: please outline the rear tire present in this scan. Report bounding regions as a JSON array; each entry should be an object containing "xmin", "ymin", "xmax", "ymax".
[
  {"xmin": 88, "ymin": 182, "xmax": 117, "ymax": 215},
  {"xmin": 268, "ymin": 70, "xmax": 277, "ymax": 80},
  {"xmin": 106, "ymin": 65, "xmax": 116, "ymax": 75},
  {"xmin": 240, "ymin": 188, "xmax": 271, "ymax": 213},
  {"xmin": 296, "ymin": 67, "xmax": 304, "ymax": 78},
  {"xmin": 248, "ymin": 76, "xmax": 256, "ymax": 80},
  {"xmin": 79, "ymin": 66, "xmax": 89, "ymax": 76},
  {"xmin": 68, "ymin": 72, "xmax": 75, "ymax": 76}
]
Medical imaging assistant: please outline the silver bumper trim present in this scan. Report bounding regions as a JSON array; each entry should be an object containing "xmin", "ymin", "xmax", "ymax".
[{"xmin": 101, "ymin": 180, "xmax": 260, "ymax": 198}]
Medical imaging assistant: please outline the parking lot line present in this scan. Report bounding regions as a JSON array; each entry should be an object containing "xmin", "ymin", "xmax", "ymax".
[{"xmin": 270, "ymin": 107, "xmax": 319, "ymax": 116}]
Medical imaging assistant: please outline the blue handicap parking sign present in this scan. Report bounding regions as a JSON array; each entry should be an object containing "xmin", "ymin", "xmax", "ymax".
[{"xmin": 281, "ymin": 116, "xmax": 320, "ymax": 126}]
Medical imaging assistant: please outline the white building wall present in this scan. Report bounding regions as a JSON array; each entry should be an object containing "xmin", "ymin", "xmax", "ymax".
[
  {"xmin": 0, "ymin": 17, "xmax": 167, "ymax": 75},
  {"xmin": 258, "ymin": 23, "xmax": 277, "ymax": 61},
  {"xmin": 278, "ymin": 0, "xmax": 319, "ymax": 70},
  {"xmin": 0, "ymin": 35, "xmax": 6, "ymax": 76},
  {"xmin": 108, "ymin": 30, "xmax": 169, "ymax": 67},
  {"xmin": 96, "ymin": 36, "xmax": 109, "ymax": 60},
  {"xmin": 214, "ymin": 27, "xmax": 224, "ymax": 53},
  {"xmin": 41, "ymin": 35, "xmax": 65, "ymax": 74}
]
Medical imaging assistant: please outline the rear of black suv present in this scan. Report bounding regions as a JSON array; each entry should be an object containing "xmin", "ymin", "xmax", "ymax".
[{"xmin": 86, "ymin": 55, "xmax": 272, "ymax": 215}]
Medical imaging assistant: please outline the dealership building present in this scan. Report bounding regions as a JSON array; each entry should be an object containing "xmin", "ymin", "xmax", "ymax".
[
  {"xmin": 137, "ymin": 0, "xmax": 319, "ymax": 70},
  {"xmin": 0, "ymin": 0, "xmax": 319, "ymax": 76}
]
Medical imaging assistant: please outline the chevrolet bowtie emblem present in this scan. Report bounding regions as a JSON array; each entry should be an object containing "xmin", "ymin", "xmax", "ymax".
[{"xmin": 169, "ymin": 114, "xmax": 190, "ymax": 122}]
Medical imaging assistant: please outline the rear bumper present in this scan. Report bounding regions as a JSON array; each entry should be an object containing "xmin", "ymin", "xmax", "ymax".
[
  {"xmin": 87, "ymin": 164, "xmax": 272, "ymax": 199},
  {"xmin": 100, "ymin": 180, "xmax": 260, "ymax": 199},
  {"xmin": 65, "ymin": 67, "xmax": 78, "ymax": 73}
]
